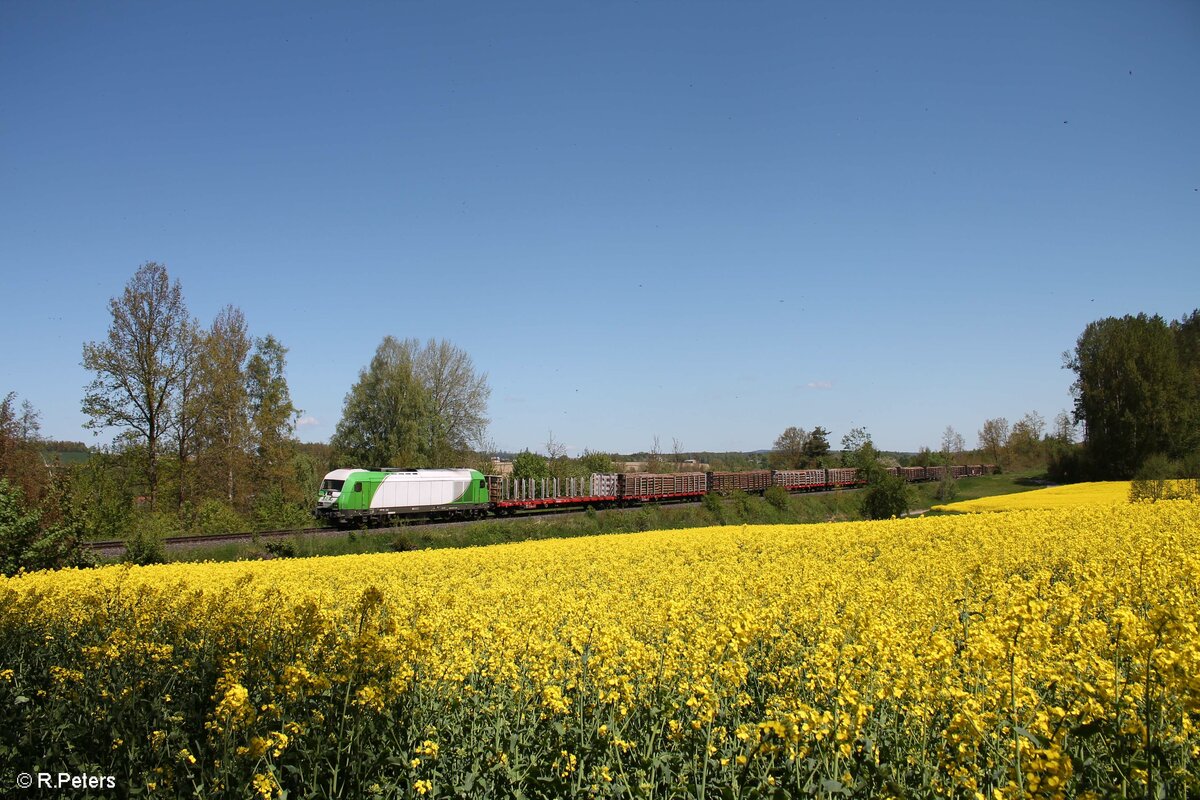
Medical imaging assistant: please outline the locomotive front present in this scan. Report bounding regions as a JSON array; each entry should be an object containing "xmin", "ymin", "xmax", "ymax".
[{"xmin": 315, "ymin": 468, "xmax": 360, "ymax": 521}]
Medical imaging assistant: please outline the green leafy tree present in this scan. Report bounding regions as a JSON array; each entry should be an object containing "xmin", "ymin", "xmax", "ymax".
[
  {"xmin": 764, "ymin": 485, "xmax": 791, "ymax": 511},
  {"xmin": 935, "ymin": 470, "xmax": 959, "ymax": 503},
  {"xmin": 412, "ymin": 338, "xmax": 490, "ymax": 465},
  {"xmin": 72, "ymin": 449, "xmax": 135, "ymax": 540},
  {"xmin": 512, "ymin": 450, "xmax": 549, "ymax": 481},
  {"xmin": 860, "ymin": 469, "xmax": 913, "ymax": 520},
  {"xmin": 770, "ymin": 426, "xmax": 810, "ymax": 469},
  {"xmin": 1172, "ymin": 310, "xmax": 1200, "ymax": 457},
  {"xmin": 840, "ymin": 427, "xmax": 877, "ymax": 471},
  {"xmin": 247, "ymin": 335, "xmax": 300, "ymax": 495},
  {"xmin": 578, "ymin": 450, "xmax": 616, "ymax": 475},
  {"xmin": 911, "ymin": 447, "xmax": 943, "ymax": 468},
  {"xmin": 81, "ymin": 262, "xmax": 192, "ymax": 509},
  {"xmin": 331, "ymin": 337, "xmax": 488, "ymax": 470},
  {"xmin": 803, "ymin": 426, "xmax": 832, "ymax": 466},
  {"xmin": 978, "ymin": 418, "xmax": 1009, "ymax": 468},
  {"xmin": 1006, "ymin": 411, "xmax": 1045, "ymax": 468},
  {"xmin": 1065, "ymin": 312, "xmax": 1197, "ymax": 477},
  {"xmin": 332, "ymin": 337, "xmax": 429, "ymax": 468},
  {"xmin": 122, "ymin": 511, "xmax": 172, "ymax": 565}
]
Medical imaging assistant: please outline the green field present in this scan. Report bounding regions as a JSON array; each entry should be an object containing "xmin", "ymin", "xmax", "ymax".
[
  {"xmin": 41, "ymin": 449, "xmax": 91, "ymax": 466},
  {"xmin": 913, "ymin": 468, "xmax": 1050, "ymax": 513}
]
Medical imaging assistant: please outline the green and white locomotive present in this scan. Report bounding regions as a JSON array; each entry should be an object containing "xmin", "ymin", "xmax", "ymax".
[{"xmin": 316, "ymin": 467, "xmax": 490, "ymax": 527}]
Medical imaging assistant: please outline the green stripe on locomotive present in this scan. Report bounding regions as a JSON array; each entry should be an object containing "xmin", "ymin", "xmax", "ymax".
[
  {"xmin": 455, "ymin": 470, "xmax": 490, "ymax": 504},
  {"xmin": 334, "ymin": 471, "xmax": 375, "ymax": 511}
]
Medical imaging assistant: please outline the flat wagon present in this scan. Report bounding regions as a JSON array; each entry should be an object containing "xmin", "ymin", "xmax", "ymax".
[{"xmin": 708, "ymin": 470, "xmax": 772, "ymax": 494}]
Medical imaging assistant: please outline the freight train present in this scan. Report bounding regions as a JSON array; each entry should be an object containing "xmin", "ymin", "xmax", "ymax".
[{"xmin": 315, "ymin": 464, "xmax": 995, "ymax": 528}]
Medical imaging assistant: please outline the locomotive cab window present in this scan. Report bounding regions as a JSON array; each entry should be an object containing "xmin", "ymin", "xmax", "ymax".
[{"xmin": 321, "ymin": 479, "xmax": 345, "ymax": 491}]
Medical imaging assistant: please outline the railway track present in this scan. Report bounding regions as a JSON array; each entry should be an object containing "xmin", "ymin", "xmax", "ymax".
[
  {"xmin": 85, "ymin": 502, "xmax": 646, "ymax": 558},
  {"xmin": 87, "ymin": 526, "xmax": 340, "ymax": 557}
]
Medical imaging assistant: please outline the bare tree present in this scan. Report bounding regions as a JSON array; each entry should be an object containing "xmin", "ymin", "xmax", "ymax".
[
  {"xmin": 81, "ymin": 263, "xmax": 191, "ymax": 509},
  {"xmin": 941, "ymin": 425, "xmax": 965, "ymax": 463},
  {"xmin": 545, "ymin": 430, "xmax": 567, "ymax": 461},
  {"xmin": 672, "ymin": 437, "xmax": 685, "ymax": 469},
  {"xmin": 647, "ymin": 435, "xmax": 665, "ymax": 473},
  {"xmin": 1053, "ymin": 410, "xmax": 1077, "ymax": 445}
]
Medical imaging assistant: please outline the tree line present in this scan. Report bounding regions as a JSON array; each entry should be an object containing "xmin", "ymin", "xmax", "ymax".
[
  {"xmin": 75, "ymin": 263, "xmax": 310, "ymax": 526},
  {"xmin": 0, "ymin": 262, "xmax": 322, "ymax": 570},
  {"xmin": 1, "ymin": 262, "xmax": 496, "ymax": 572}
]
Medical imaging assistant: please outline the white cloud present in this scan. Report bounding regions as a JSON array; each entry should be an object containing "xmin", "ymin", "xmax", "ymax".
[
  {"xmin": 296, "ymin": 415, "xmax": 320, "ymax": 427},
  {"xmin": 806, "ymin": 381, "xmax": 834, "ymax": 390}
]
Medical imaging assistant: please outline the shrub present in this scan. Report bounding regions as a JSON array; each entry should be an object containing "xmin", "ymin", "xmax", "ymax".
[
  {"xmin": 729, "ymin": 490, "xmax": 755, "ymax": 519},
  {"xmin": 192, "ymin": 499, "xmax": 248, "ymax": 535},
  {"xmin": 251, "ymin": 487, "xmax": 313, "ymax": 531},
  {"xmin": 391, "ymin": 531, "xmax": 418, "ymax": 552},
  {"xmin": 634, "ymin": 507, "xmax": 655, "ymax": 532},
  {"xmin": 860, "ymin": 471, "xmax": 913, "ymax": 520},
  {"xmin": 263, "ymin": 538, "xmax": 298, "ymax": 559},
  {"xmin": 0, "ymin": 479, "xmax": 95, "ymax": 575},
  {"xmin": 1129, "ymin": 454, "xmax": 1199, "ymax": 502},
  {"xmin": 764, "ymin": 485, "xmax": 791, "ymax": 512},
  {"xmin": 935, "ymin": 473, "xmax": 959, "ymax": 503},
  {"xmin": 122, "ymin": 512, "xmax": 173, "ymax": 565},
  {"xmin": 701, "ymin": 491, "xmax": 726, "ymax": 524}
]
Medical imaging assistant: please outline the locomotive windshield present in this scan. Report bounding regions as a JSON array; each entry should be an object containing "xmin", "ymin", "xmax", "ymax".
[{"xmin": 321, "ymin": 479, "xmax": 345, "ymax": 491}]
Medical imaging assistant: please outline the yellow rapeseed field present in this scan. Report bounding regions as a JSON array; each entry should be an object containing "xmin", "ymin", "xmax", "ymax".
[
  {"xmin": 1, "ymin": 501, "xmax": 1198, "ymax": 798},
  {"xmin": 932, "ymin": 481, "xmax": 1132, "ymax": 513}
]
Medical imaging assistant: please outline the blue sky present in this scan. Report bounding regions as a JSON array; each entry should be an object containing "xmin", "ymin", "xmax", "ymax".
[{"xmin": 2, "ymin": 1, "xmax": 1197, "ymax": 455}]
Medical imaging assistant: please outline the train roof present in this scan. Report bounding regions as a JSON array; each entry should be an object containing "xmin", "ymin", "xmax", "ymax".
[{"xmin": 322, "ymin": 467, "xmax": 480, "ymax": 481}]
